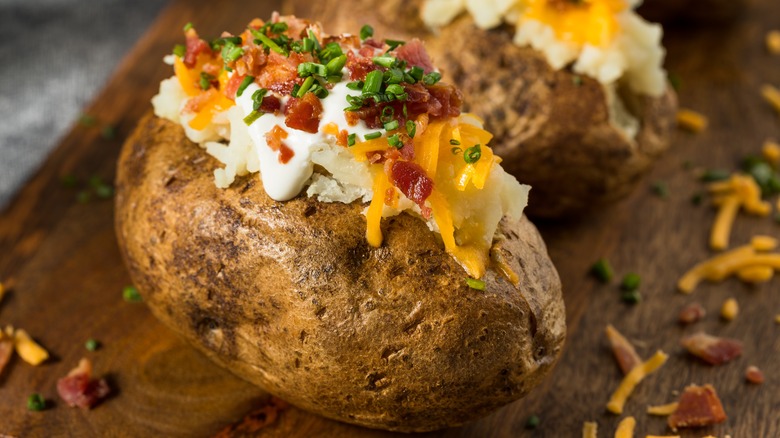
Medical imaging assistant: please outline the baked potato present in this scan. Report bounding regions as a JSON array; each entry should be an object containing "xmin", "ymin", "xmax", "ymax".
[
  {"xmin": 285, "ymin": 0, "xmax": 678, "ymax": 218},
  {"xmin": 115, "ymin": 16, "xmax": 566, "ymax": 432}
]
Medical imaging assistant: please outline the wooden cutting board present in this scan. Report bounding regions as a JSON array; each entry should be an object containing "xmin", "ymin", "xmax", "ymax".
[{"xmin": 1, "ymin": 0, "xmax": 778, "ymax": 436}]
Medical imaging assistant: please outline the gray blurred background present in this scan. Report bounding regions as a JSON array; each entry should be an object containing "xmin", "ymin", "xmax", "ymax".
[{"xmin": 0, "ymin": 0, "xmax": 166, "ymax": 209}]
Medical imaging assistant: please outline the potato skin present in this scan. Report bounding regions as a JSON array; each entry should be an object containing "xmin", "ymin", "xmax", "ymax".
[
  {"xmin": 115, "ymin": 114, "xmax": 566, "ymax": 432},
  {"xmin": 284, "ymin": 0, "xmax": 678, "ymax": 218}
]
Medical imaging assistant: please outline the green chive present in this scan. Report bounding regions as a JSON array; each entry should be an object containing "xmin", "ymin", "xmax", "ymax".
[
  {"xmin": 466, "ymin": 278, "xmax": 486, "ymax": 291},
  {"xmin": 76, "ymin": 191, "xmax": 91, "ymax": 204},
  {"xmin": 251, "ymin": 29, "xmax": 288, "ymax": 56},
  {"xmin": 699, "ymin": 169, "xmax": 730, "ymax": 182},
  {"xmin": 590, "ymin": 258, "xmax": 613, "ymax": 283},
  {"xmin": 385, "ymin": 39, "xmax": 405, "ymax": 50},
  {"xmin": 61, "ymin": 174, "xmax": 78, "ymax": 188},
  {"xmin": 668, "ymin": 72, "xmax": 682, "ymax": 92},
  {"xmin": 85, "ymin": 339, "xmax": 100, "ymax": 351},
  {"xmin": 384, "ymin": 68, "xmax": 404, "ymax": 84},
  {"xmin": 27, "ymin": 394, "xmax": 46, "ymax": 411},
  {"xmin": 347, "ymin": 133, "xmax": 357, "ymax": 146},
  {"xmin": 326, "ymin": 55, "xmax": 347, "ymax": 76},
  {"xmin": 422, "ymin": 72, "xmax": 442, "ymax": 85},
  {"xmin": 173, "ymin": 44, "xmax": 186, "ymax": 58},
  {"xmin": 621, "ymin": 290, "xmax": 641, "ymax": 305},
  {"xmin": 385, "ymin": 84, "xmax": 405, "ymax": 96},
  {"xmin": 101, "ymin": 125, "xmax": 116, "ymax": 140},
  {"xmin": 363, "ymin": 71, "xmax": 383, "ymax": 94},
  {"xmin": 270, "ymin": 22, "xmax": 288, "ymax": 34},
  {"xmin": 464, "ymin": 144, "xmax": 481, "ymax": 164},
  {"xmin": 364, "ymin": 132, "xmax": 382, "ymax": 140},
  {"xmin": 123, "ymin": 285, "xmax": 142, "ymax": 303},
  {"xmin": 380, "ymin": 106, "xmax": 395, "ymax": 123},
  {"xmin": 360, "ymin": 24, "xmax": 374, "ymax": 40},
  {"xmin": 236, "ymin": 76, "xmax": 255, "ymax": 97},
  {"xmin": 384, "ymin": 120, "xmax": 399, "ymax": 131},
  {"xmin": 346, "ymin": 81, "xmax": 363, "ymax": 90},
  {"xmin": 406, "ymin": 120, "xmax": 416, "ymax": 138},
  {"xmin": 620, "ymin": 273, "xmax": 641, "ymax": 292},
  {"xmin": 199, "ymin": 72, "xmax": 214, "ymax": 90},
  {"xmin": 690, "ymin": 192, "xmax": 703, "ymax": 205},
  {"xmin": 251, "ymin": 88, "xmax": 268, "ymax": 111},
  {"xmin": 372, "ymin": 55, "xmax": 396, "ymax": 68},
  {"xmin": 183, "ymin": 22, "xmax": 193, "ymax": 32},
  {"xmin": 221, "ymin": 43, "xmax": 244, "ymax": 63},
  {"xmin": 94, "ymin": 184, "xmax": 114, "ymax": 199},
  {"xmin": 526, "ymin": 415, "xmax": 541, "ymax": 429},
  {"xmin": 408, "ymin": 66, "xmax": 424, "ymax": 82},
  {"xmin": 651, "ymin": 181, "xmax": 669, "ymax": 199},
  {"xmin": 450, "ymin": 139, "xmax": 461, "ymax": 146},
  {"xmin": 297, "ymin": 76, "xmax": 315, "ymax": 97},
  {"xmin": 79, "ymin": 114, "xmax": 96, "ymax": 127},
  {"xmin": 301, "ymin": 38, "xmax": 314, "ymax": 53},
  {"xmin": 451, "ymin": 147, "xmax": 462, "ymax": 155},
  {"xmin": 243, "ymin": 111, "xmax": 263, "ymax": 126},
  {"xmin": 387, "ymin": 134, "xmax": 402, "ymax": 148}
]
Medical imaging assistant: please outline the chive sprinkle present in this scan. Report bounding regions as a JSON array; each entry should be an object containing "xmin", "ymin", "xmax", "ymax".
[
  {"xmin": 384, "ymin": 120, "xmax": 399, "ymax": 131},
  {"xmin": 422, "ymin": 72, "xmax": 442, "ymax": 85},
  {"xmin": 172, "ymin": 44, "xmax": 186, "ymax": 58},
  {"xmin": 27, "ymin": 394, "xmax": 46, "ymax": 411},
  {"xmin": 526, "ymin": 415, "xmax": 541, "ymax": 429},
  {"xmin": 251, "ymin": 29, "xmax": 288, "ymax": 55},
  {"xmin": 243, "ymin": 111, "xmax": 263, "ymax": 126},
  {"xmin": 451, "ymin": 147, "xmax": 462, "ymax": 155},
  {"xmin": 464, "ymin": 144, "xmax": 481, "ymax": 164},
  {"xmin": 590, "ymin": 258, "xmax": 613, "ymax": 283},
  {"xmin": 100, "ymin": 125, "xmax": 116, "ymax": 140},
  {"xmin": 85, "ymin": 339, "xmax": 100, "ymax": 351},
  {"xmin": 450, "ymin": 139, "xmax": 461, "ymax": 146},
  {"xmin": 621, "ymin": 290, "xmax": 641, "ymax": 305},
  {"xmin": 236, "ymin": 76, "xmax": 255, "ymax": 97},
  {"xmin": 360, "ymin": 24, "xmax": 374, "ymax": 41},
  {"xmin": 183, "ymin": 22, "xmax": 193, "ymax": 32},
  {"xmin": 699, "ymin": 169, "xmax": 730, "ymax": 182},
  {"xmin": 123, "ymin": 285, "xmax": 142, "ymax": 303},
  {"xmin": 387, "ymin": 134, "xmax": 403, "ymax": 148},
  {"xmin": 651, "ymin": 181, "xmax": 669, "ymax": 199},
  {"xmin": 466, "ymin": 278, "xmax": 486, "ymax": 291},
  {"xmin": 364, "ymin": 132, "xmax": 382, "ymax": 140},
  {"xmin": 347, "ymin": 133, "xmax": 357, "ymax": 146},
  {"xmin": 406, "ymin": 120, "xmax": 416, "ymax": 138},
  {"xmin": 620, "ymin": 273, "xmax": 641, "ymax": 292}
]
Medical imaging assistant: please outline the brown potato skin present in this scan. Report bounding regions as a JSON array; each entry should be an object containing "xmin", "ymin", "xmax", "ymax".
[
  {"xmin": 284, "ymin": 0, "xmax": 678, "ymax": 218},
  {"xmin": 115, "ymin": 114, "xmax": 566, "ymax": 432}
]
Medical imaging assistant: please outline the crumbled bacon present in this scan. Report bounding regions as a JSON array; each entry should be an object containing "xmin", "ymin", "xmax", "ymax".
[
  {"xmin": 259, "ymin": 95, "xmax": 281, "ymax": 114},
  {"xmin": 184, "ymin": 29, "xmax": 212, "ymax": 68},
  {"xmin": 668, "ymin": 384, "xmax": 727, "ymax": 431},
  {"xmin": 681, "ymin": 332, "xmax": 743, "ymax": 365},
  {"xmin": 184, "ymin": 89, "xmax": 217, "ymax": 113},
  {"xmin": 394, "ymin": 39, "xmax": 435, "ymax": 74},
  {"xmin": 256, "ymin": 52, "xmax": 304, "ymax": 92},
  {"xmin": 346, "ymin": 51, "xmax": 379, "ymax": 81},
  {"xmin": 0, "ymin": 337, "xmax": 12, "ymax": 378},
  {"xmin": 224, "ymin": 74, "xmax": 246, "ymax": 99},
  {"xmin": 235, "ymin": 45, "xmax": 268, "ymax": 78},
  {"xmin": 265, "ymin": 125, "xmax": 295, "ymax": 164},
  {"xmin": 389, "ymin": 161, "xmax": 434, "ymax": 212},
  {"xmin": 745, "ymin": 365, "xmax": 765, "ymax": 384},
  {"xmin": 284, "ymin": 92, "xmax": 323, "ymax": 133},
  {"xmin": 605, "ymin": 325, "xmax": 642, "ymax": 375},
  {"xmin": 678, "ymin": 302, "xmax": 706, "ymax": 325},
  {"xmin": 56, "ymin": 358, "xmax": 110, "ymax": 409}
]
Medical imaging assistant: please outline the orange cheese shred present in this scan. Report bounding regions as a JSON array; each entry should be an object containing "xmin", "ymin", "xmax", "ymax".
[
  {"xmin": 647, "ymin": 402, "xmax": 680, "ymax": 416},
  {"xmin": 366, "ymin": 167, "xmax": 390, "ymax": 247},
  {"xmin": 582, "ymin": 421, "xmax": 598, "ymax": 438},
  {"xmin": 607, "ymin": 351, "xmax": 668, "ymax": 415},
  {"xmin": 614, "ymin": 416, "xmax": 635, "ymax": 438},
  {"xmin": 174, "ymin": 56, "xmax": 200, "ymax": 97}
]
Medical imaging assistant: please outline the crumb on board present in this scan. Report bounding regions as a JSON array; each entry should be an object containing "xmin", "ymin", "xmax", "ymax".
[
  {"xmin": 745, "ymin": 365, "xmax": 765, "ymax": 384},
  {"xmin": 676, "ymin": 109, "xmax": 708, "ymax": 133},
  {"xmin": 668, "ymin": 384, "xmax": 727, "ymax": 431},
  {"xmin": 678, "ymin": 302, "xmax": 706, "ymax": 325}
]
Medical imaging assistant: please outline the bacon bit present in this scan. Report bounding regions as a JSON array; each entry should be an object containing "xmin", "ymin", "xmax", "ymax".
[
  {"xmin": 57, "ymin": 358, "xmax": 111, "ymax": 409},
  {"xmin": 389, "ymin": 161, "xmax": 434, "ymax": 210},
  {"xmin": 384, "ymin": 187, "xmax": 399, "ymax": 208},
  {"xmin": 184, "ymin": 28, "xmax": 212, "ymax": 68},
  {"xmin": 265, "ymin": 125, "xmax": 295, "ymax": 164},
  {"xmin": 394, "ymin": 39, "xmax": 435, "ymax": 74},
  {"xmin": 259, "ymin": 95, "xmax": 281, "ymax": 114},
  {"xmin": 346, "ymin": 51, "xmax": 379, "ymax": 81},
  {"xmin": 224, "ymin": 74, "xmax": 246, "ymax": 99},
  {"xmin": 745, "ymin": 365, "xmax": 765, "ymax": 384},
  {"xmin": 647, "ymin": 402, "xmax": 679, "ymax": 416},
  {"xmin": 256, "ymin": 52, "xmax": 304, "ymax": 92},
  {"xmin": 678, "ymin": 302, "xmax": 706, "ymax": 325},
  {"xmin": 235, "ymin": 45, "xmax": 268, "ymax": 78},
  {"xmin": 184, "ymin": 89, "xmax": 218, "ymax": 113},
  {"xmin": 214, "ymin": 397, "xmax": 289, "ymax": 438},
  {"xmin": 605, "ymin": 324, "xmax": 642, "ymax": 375},
  {"xmin": 720, "ymin": 297, "xmax": 738, "ymax": 321},
  {"xmin": 284, "ymin": 92, "xmax": 323, "ymax": 133},
  {"xmin": 681, "ymin": 332, "xmax": 743, "ymax": 365},
  {"xmin": 668, "ymin": 384, "xmax": 726, "ymax": 431}
]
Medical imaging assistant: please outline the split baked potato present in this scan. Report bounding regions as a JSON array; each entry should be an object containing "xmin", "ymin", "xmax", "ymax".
[
  {"xmin": 115, "ymin": 113, "xmax": 566, "ymax": 432},
  {"xmin": 285, "ymin": 0, "xmax": 678, "ymax": 218}
]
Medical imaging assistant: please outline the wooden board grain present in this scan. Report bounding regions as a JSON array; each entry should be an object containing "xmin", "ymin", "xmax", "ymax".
[{"xmin": 1, "ymin": 0, "xmax": 779, "ymax": 436}]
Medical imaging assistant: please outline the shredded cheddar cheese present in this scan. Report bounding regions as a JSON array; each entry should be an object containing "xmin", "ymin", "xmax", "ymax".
[
  {"xmin": 676, "ymin": 109, "xmax": 708, "ymax": 133},
  {"xmin": 13, "ymin": 329, "xmax": 49, "ymax": 366},
  {"xmin": 768, "ymin": 31, "xmax": 780, "ymax": 54},
  {"xmin": 583, "ymin": 421, "xmax": 599, "ymax": 438},
  {"xmin": 762, "ymin": 140, "xmax": 780, "ymax": 166},
  {"xmin": 720, "ymin": 298, "xmax": 739, "ymax": 321},
  {"xmin": 366, "ymin": 167, "xmax": 390, "ymax": 247},
  {"xmin": 521, "ymin": 0, "xmax": 627, "ymax": 47},
  {"xmin": 614, "ymin": 416, "xmax": 635, "ymax": 438},
  {"xmin": 647, "ymin": 402, "xmax": 679, "ymax": 416},
  {"xmin": 607, "ymin": 350, "xmax": 668, "ymax": 415},
  {"xmin": 707, "ymin": 175, "xmax": 770, "ymax": 251},
  {"xmin": 762, "ymin": 84, "xmax": 780, "ymax": 115}
]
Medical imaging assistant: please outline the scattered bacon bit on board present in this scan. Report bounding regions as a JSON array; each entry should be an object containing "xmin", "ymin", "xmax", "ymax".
[
  {"xmin": 681, "ymin": 332, "xmax": 743, "ymax": 365},
  {"xmin": 668, "ymin": 384, "xmax": 727, "ymax": 431},
  {"xmin": 745, "ymin": 365, "xmax": 765, "ymax": 384},
  {"xmin": 214, "ymin": 397, "xmax": 289, "ymax": 438},
  {"xmin": 678, "ymin": 302, "xmax": 706, "ymax": 325},
  {"xmin": 56, "ymin": 358, "xmax": 110, "ymax": 409},
  {"xmin": 605, "ymin": 324, "xmax": 642, "ymax": 375}
]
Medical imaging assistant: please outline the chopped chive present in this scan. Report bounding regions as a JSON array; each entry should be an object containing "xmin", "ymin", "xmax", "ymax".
[
  {"xmin": 451, "ymin": 147, "xmax": 462, "ymax": 155},
  {"xmin": 590, "ymin": 258, "xmax": 613, "ymax": 283},
  {"xmin": 364, "ymin": 132, "xmax": 382, "ymax": 140},
  {"xmin": 236, "ymin": 76, "xmax": 255, "ymax": 97},
  {"xmin": 61, "ymin": 174, "xmax": 78, "ymax": 188},
  {"xmin": 172, "ymin": 44, "xmax": 186, "ymax": 58},
  {"xmin": 526, "ymin": 415, "xmax": 541, "ymax": 429},
  {"xmin": 422, "ymin": 71, "xmax": 442, "ymax": 85},
  {"xmin": 466, "ymin": 278, "xmax": 486, "ymax": 291},
  {"xmin": 360, "ymin": 24, "xmax": 374, "ymax": 41},
  {"xmin": 221, "ymin": 43, "xmax": 244, "ymax": 63},
  {"xmin": 387, "ymin": 134, "xmax": 403, "ymax": 148},
  {"xmin": 346, "ymin": 81, "xmax": 363, "ymax": 90},
  {"xmin": 449, "ymin": 139, "xmax": 461, "ymax": 146},
  {"xmin": 183, "ymin": 22, "xmax": 193, "ymax": 32},
  {"xmin": 94, "ymin": 184, "xmax": 114, "ymax": 199},
  {"xmin": 384, "ymin": 68, "xmax": 404, "ymax": 84},
  {"xmin": 380, "ymin": 106, "xmax": 395, "ymax": 123},
  {"xmin": 270, "ymin": 22, "xmax": 288, "ymax": 34},
  {"xmin": 76, "ymin": 190, "xmax": 91, "ymax": 204},
  {"xmin": 464, "ymin": 144, "xmax": 481, "ymax": 164},
  {"xmin": 385, "ymin": 84, "xmax": 405, "ymax": 96},
  {"xmin": 27, "ymin": 394, "xmax": 46, "ymax": 411},
  {"xmin": 251, "ymin": 29, "xmax": 288, "ymax": 55},
  {"xmin": 372, "ymin": 55, "xmax": 396, "ymax": 68},
  {"xmin": 251, "ymin": 88, "xmax": 268, "ymax": 111},
  {"xmin": 385, "ymin": 39, "xmax": 405, "ymax": 50},
  {"xmin": 123, "ymin": 285, "xmax": 142, "ymax": 303},
  {"xmin": 620, "ymin": 273, "xmax": 641, "ymax": 292},
  {"xmin": 406, "ymin": 120, "xmax": 416, "ymax": 138},
  {"xmin": 85, "ymin": 339, "xmax": 100, "ymax": 351},
  {"xmin": 668, "ymin": 72, "xmax": 682, "ymax": 92},
  {"xmin": 326, "ymin": 55, "xmax": 347, "ymax": 76},
  {"xmin": 243, "ymin": 110, "xmax": 263, "ymax": 125},
  {"xmin": 347, "ymin": 133, "xmax": 357, "ymax": 146},
  {"xmin": 408, "ymin": 66, "xmax": 424, "ymax": 82},
  {"xmin": 297, "ymin": 76, "xmax": 315, "ymax": 97},
  {"xmin": 690, "ymin": 192, "xmax": 703, "ymax": 205},
  {"xmin": 384, "ymin": 120, "xmax": 400, "ymax": 131},
  {"xmin": 621, "ymin": 290, "xmax": 642, "ymax": 305},
  {"xmin": 699, "ymin": 169, "xmax": 730, "ymax": 182},
  {"xmin": 651, "ymin": 181, "xmax": 669, "ymax": 199},
  {"xmin": 199, "ymin": 72, "xmax": 214, "ymax": 90},
  {"xmin": 363, "ymin": 71, "xmax": 383, "ymax": 94},
  {"xmin": 100, "ymin": 125, "xmax": 115, "ymax": 140},
  {"xmin": 79, "ymin": 114, "xmax": 96, "ymax": 127}
]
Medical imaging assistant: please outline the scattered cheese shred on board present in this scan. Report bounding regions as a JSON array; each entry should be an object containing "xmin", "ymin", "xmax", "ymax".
[
  {"xmin": 647, "ymin": 402, "xmax": 680, "ymax": 416},
  {"xmin": 720, "ymin": 298, "xmax": 739, "ymax": 321},
  {"xmin": 582, "ymin": 421, "xmax": 598, "ymax": 438},
  {"xmin": 614, "ymin": 416, "xmax": 635, "ymax": 438},
  {"xmin": 676, "ymin": 109, "xmax": 708, "ymax": 132},
  {"xmin": 605, "ymin": 325, "xmax": 642, "ymax": 375},
  {"xmin": 763, "ymin": 140, "xmax": 780, "ymax": 165},
  {"xmin": 0, "ymin": 281, "xmax": 5, "ymax": 303},
  {"xmin": 762, "ymin": 84, "xmax": 780, "ymax": 115},
  {"xmin": 607, "ymin": 350, "xmax": 669, "ymax": 414},
  {"xmin": 708, "ymin": 175, "xmax": 771, "ymax": 250},
  {"xmin": 767, "ymin": 30, "xmax": 780, "ymax": 54},
  {"xmin": 0, "ymin": 332, "xmax": 13, "ymax": 378},
  {"xmin": 13, "ymin": 328, "xmax": 49, "ymax": 366}
]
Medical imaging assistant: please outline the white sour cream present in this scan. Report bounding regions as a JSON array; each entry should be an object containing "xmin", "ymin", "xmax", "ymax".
[{"xmin": 235, "ymin": 79, "xmax": 375, "ymax": 201}]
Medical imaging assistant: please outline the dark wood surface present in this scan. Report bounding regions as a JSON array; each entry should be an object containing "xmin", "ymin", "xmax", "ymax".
[{"xmin": 1, "ymin": 0, "xmax": 778, "ymax": 436}]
